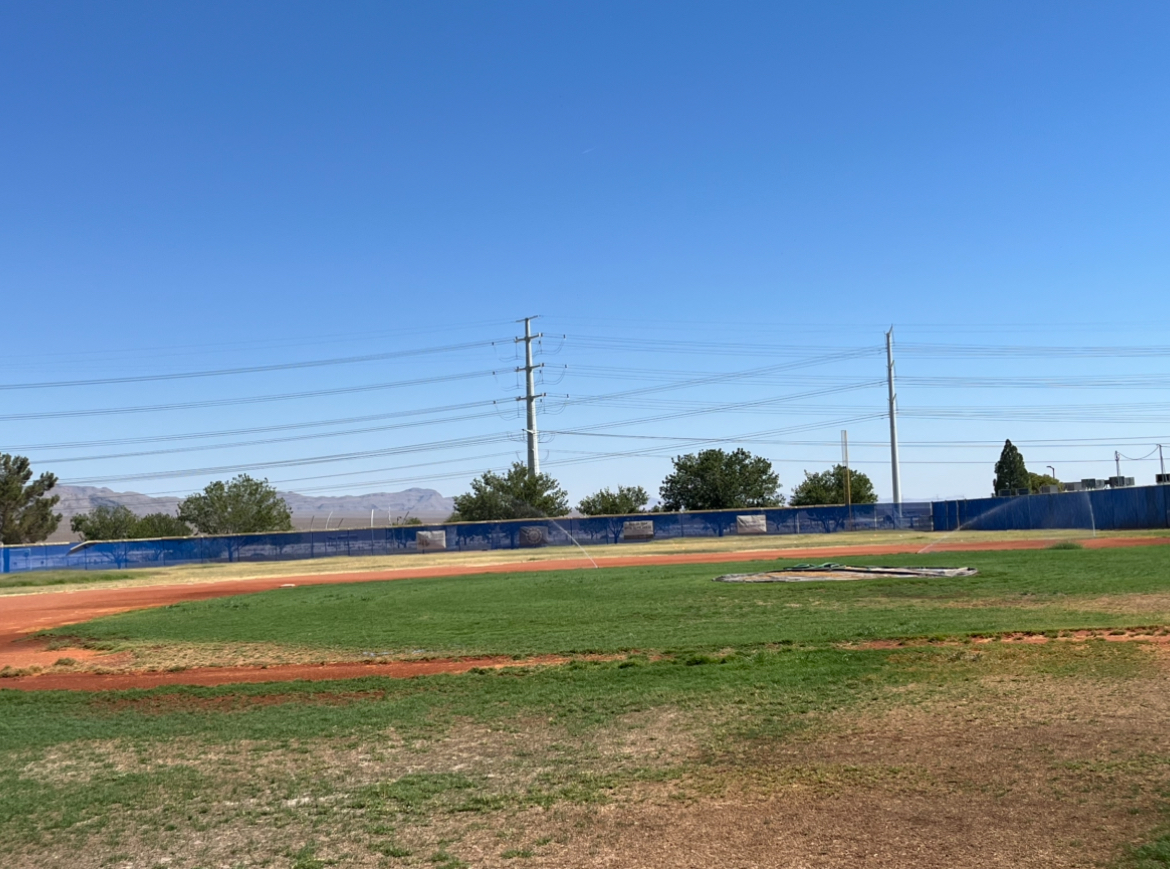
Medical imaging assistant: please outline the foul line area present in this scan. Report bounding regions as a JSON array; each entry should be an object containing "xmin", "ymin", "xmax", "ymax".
[{"xmin": 2, "ymin": 534, "xmax": 1167, "ymax": 691}]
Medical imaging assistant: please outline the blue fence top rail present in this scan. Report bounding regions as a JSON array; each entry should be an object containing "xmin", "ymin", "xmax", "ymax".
[{"xmin": 1, "ymin": 501, "xmax": 932, "ymax": 574}]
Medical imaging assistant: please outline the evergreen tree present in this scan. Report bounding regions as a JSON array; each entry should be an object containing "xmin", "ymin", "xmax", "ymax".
[
  {"xmin": 0, "ymin": 454, "xmax": 61, "ymax": 544},
  {"xmin": 993, "ymin": 440, "xmax": 1031, "ymax": 495},
  {"xmin": 788, "ymin": 465, "xmax": 878, "ymax": 507},
  {"xmin": 449, "ymin": 463, "xmax": 569, "ymax": 521}
]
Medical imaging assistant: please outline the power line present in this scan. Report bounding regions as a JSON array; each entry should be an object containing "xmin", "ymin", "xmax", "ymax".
[
  {"xmin": 902, "ymin": 375, "xmax": 1170, "ymax": 389},
  {"xmin": 555, "ymin": 382, "xmax": 885, "ymax": 434},
  {"xmin": 901, "ymin": 342, "xmax": 1170, "ymax": 358},
  {"xmin": 38, "ymin": 406, "xmax": 510, "ymax": 465},
  {"xmin": 0, "ymin": 338, "xmax": 508, "ymax": 391},
  {"xmin": 0, "ymin": 319, "xmax": 516, "ymax": 368},
  {"xmin": 0, "ymin": 369, "xmax": 500, "ymax": 421},
  {"xmin": 60, "ymin": 432, "xmax": 518, "ymax": 485},
  {"xmin": 6, "ymin": 400, "xmax": 503, "ymax": 451},
  {"xmin": 571, "ymin": 336, "xmax": 885, "ymax": 359}
]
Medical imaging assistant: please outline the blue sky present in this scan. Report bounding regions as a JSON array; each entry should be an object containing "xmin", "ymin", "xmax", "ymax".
[{"xmin": 2, "ymin": 1, "xmax": 1168, "ymax": 507}]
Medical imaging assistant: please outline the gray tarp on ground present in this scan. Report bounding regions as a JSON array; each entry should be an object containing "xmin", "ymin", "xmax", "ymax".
[{"xmin": 714, "ymin": 564, "xmax": 978, "ymax": 583}]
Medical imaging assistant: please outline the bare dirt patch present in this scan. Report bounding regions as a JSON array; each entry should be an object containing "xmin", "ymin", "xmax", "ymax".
[
  {"xmin": 499, "ymin": 669, "xmax": 1170, "ymax": 868},
  {"xmin": 0, "ymin": 654, "xmax": 579, "ymax": 691}
]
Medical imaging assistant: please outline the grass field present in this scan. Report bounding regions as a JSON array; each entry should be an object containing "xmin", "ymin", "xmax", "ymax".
[
  {"xmin": 8, "ymin": 527, "xmax": 1165, "ymax": 595},
  {"xmin": 5, "ymin": 546, "xmax": 1170, "ymax": 867}
]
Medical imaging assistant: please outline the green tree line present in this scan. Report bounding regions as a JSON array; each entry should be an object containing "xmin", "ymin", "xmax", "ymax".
[{"xmin": 9, "ymin": 440, "xmax": 1065, "ymax": 545}]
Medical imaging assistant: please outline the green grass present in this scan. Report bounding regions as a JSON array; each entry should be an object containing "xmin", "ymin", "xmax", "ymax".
[
  {"xmin": 0, "ymin": 641, "xmax": 1160, "ymax": 860},
  {"xmin": 44, "ymin": 548, "xmax": 1170, "ymax": 656},
  {"xmin": 7, "ymin": 546, "xmax": 1170, "ymax": 866},
  {"xmin": 0, "ymin": 647, "xmax": 900, "ymax": 856},
  {"xmin": 1127, "ymin": 834, "xmax": 1170, "ymax": 868},
  {"xmin": 0, "ymin": 646, "xmax": 894, "ymax": 751},
  {"xmin": 0, "ymin": 569, "xmax": 140, "ymax": 590}
]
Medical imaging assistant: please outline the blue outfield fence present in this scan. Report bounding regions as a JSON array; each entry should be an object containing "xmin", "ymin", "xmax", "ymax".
[
  {"xmin": 930, "ymin": 484, "xmax": 1170, "ymax": 533},
  {"xmin": 3, "ymin": 487, "xmax": 1166, "ymax": 575},
  {"xmin": 0, "ymin": 501, "xmax": 933, "ymax": 574}
]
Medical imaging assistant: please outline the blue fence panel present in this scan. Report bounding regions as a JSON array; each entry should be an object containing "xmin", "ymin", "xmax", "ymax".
[
  {"xmin": 1089, "ymin": 485, "xmax": 1170, "ymax": 531},
  {"xmin": 931, "ymin": 486, "xmax": 1170, "ymax": 533}
]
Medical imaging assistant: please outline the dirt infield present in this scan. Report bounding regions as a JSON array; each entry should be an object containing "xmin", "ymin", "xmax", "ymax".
[{"xmin": 2, "ymin": 533, "xmax": 1167, "ymax": 690}]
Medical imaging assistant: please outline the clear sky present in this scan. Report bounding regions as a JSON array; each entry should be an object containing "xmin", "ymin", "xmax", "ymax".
[{"xmin": 2, "ymin": 1, "xmax": 1168, "ymax": 507}]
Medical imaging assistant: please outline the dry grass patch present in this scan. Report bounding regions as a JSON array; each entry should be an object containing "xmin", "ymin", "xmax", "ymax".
[
  {"xmin": 8, "ymin": 646, "xmax": 1170, "ymax": 868},
  {"xmin": 522, "ymin": 663, "xmax": 1170, "ymax": 868}
]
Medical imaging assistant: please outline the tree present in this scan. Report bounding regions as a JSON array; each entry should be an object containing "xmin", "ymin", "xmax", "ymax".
[
  {"xmin": 658, "ymin": 448, "xmax": 783, "ymax": 512},
  {"xmin": 0, "ymin": 453, "xmax": 61, "ymax": 544},
  {"xmin": 178, "ymin": 475, "xmax": 293, "ymax": 535},
  {"xmin": 71, "ymin": 505, "xmax": 139, "ymax": 541},
  {"xmin": 577, "ymin": 485, "xmax": 649, "ymax": 516},
  {"xmin": 133, "ymin": 513, "xmax": 192, "ymax": 538},
  {"xmin": 1028, "ymin": 472, "xmax": 1060, "ymax": 494},
  {"xmin": 449, "ymin": 463, "xmax": 569, "ymax": 522},
  {"xmin": 993, "ymin": 440, "xmax": 1030, "ymax": 495},
  {"xmin": 71, "ymin": 506, "xmax": 193, "ymax": 540},
  {"xmin": 788, "ymin": 465, "xmax": 878, "ymax": 507}
]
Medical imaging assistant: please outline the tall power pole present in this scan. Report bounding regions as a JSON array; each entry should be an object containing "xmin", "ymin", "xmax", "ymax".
[
  {"xmin": 516, "ymin": 316, "xmax": 544, "ymax": 477},
  {"xmin": 840, "ymin": 429, "xmax": 851, "ymax": 509},
  {"xmin": 886, "ymin": 327, "xmax": 902, "ymax": 506}
]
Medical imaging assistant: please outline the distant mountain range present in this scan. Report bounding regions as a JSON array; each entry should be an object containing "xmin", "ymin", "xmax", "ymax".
[{"xmin": 47, "ymin": 485, "xmax": 456, "ymax": 541}]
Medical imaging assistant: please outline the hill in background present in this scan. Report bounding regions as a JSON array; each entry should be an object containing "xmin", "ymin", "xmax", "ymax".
[{"xmin": 46, "ymin": 485, "xmax": 455, "ymax": 542}]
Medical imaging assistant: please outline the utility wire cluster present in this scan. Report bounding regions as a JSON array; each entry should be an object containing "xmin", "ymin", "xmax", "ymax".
[{"xmin": 3, "ymin": 325, "xmax": 1167, "ymax": 495}]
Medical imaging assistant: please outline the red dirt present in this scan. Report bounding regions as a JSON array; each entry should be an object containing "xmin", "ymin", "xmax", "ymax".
[
  {"xmin": 0, "ymin": 655, "xmax": 570, "ymax": 692},
  {"xmin": 1, "ymin": 533, "xmax": 1166, "ymax": 691}
]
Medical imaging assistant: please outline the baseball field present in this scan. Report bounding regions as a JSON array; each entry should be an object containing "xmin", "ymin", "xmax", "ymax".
[{"xmin": 3, "ymin": 532, "xmax": 1170, "ymax": 868}]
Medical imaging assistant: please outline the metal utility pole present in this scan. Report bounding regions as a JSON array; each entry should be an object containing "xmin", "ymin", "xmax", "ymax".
[
  {"xmin": 840, "ymin": 429, "xmax": 852, "ymax": 509},
  {"xmin": 516, "ymin": 317, "xmax": 545, "ymax": 477},
  {"xmin": 1159, "ymin": 444, "xmax": 1165, "ymax": 478},
  {"xmin": 1115, "ymin": 451, "xmax": 1122, "ymax": 479},
  {"xmin": 885, "ymin": 327, "xmax": 902, "ymax": 506},
  {"xmin": 841, "ymin": 429, "xmax": 852, "ymax": 529}
]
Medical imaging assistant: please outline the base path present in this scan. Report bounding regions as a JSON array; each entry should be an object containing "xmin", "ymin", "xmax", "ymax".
[{"xmin": 1, "ymin": 534, "xmax": 1166, "ymax": 690}]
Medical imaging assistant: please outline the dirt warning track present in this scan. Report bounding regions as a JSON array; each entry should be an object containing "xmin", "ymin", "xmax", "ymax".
[{"xmin": 1, "ymin": 533, "xmax": 1167, "ymax": 691}]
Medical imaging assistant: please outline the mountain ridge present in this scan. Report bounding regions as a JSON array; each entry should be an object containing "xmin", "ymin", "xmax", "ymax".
[{"xmin": 46, "ymin": 485, "xmax": 455, "ymax": 541}]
